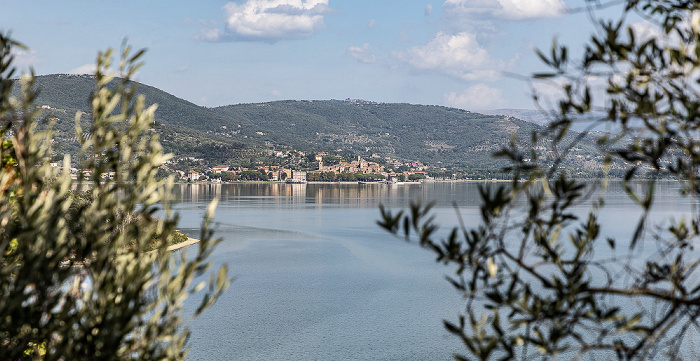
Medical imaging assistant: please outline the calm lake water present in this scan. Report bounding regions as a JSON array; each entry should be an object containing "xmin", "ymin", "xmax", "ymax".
[{"xmin": 171, "ymin": 181, "xmax": 695, "ymax": 360}]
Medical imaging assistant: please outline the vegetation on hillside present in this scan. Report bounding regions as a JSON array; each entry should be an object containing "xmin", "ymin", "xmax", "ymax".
[
  {"xmin": 18, "ymin": 75, "xmax": 624, "ymax": 175},
  {"xmin": 214, "ymin": 101, "xmax": 546, "ymax": 168}
]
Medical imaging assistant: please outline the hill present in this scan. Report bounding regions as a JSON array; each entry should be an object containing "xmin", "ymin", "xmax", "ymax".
[
  {"xmin": 22, "ymin": 74, "xmax": 238, "ymax": 128},
  {"xmin": 212, "ymin": 100, "xmax": 541, "ymax": 168},
  {"xmin": 15, "ymin": 74, "xmax": 264, "ymax": 164},
  {"xmin": 13, "ymin": 74, "xmax": 610, "ymax": 174}
]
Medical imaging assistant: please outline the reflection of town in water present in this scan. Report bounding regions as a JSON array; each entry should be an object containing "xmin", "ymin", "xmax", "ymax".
[
  {"xmin": 171, "ymin": 182, "xmax": 488, "ymax": 208},
  {"xmin": 171, "ymin": 180, "xmax": 689, "ymax": 211}
]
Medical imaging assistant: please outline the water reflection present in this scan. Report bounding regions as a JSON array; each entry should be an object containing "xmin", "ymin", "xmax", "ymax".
[
  {"xmin": 175, "ymin": 180, "xmax": 698, "ymax": 361},
  {"xmin": 172, "ymin": 180, "xmax": 698, "ymax": 221},
  {"xmin": 172, "ymin": 181, "xmax": 494, "ymax": 208}
]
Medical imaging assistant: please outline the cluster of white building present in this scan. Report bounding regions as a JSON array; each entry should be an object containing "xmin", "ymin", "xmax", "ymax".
[{"xmin": 154, "ymin": 154, "xmax": 428, "ymax": 183}]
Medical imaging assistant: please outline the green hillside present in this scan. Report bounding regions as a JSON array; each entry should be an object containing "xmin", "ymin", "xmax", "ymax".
[
  {"xmin": 212, "ymin": 100, "xmax": 541, "ymax": 168},
  {"xmin": 22, "ymin": 74, "xmax": 236, "ymax": 127},
  {"xmin": 14, "ymin": 74, "xmax": 265, "ymax": 164},
  {"xmin": 13, "ymin": 74, "xmax": 611, "ymax": 173}
]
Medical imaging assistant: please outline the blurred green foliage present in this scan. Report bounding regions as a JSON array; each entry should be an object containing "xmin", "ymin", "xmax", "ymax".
[
  {"xmin": 380, "ymin": 1, "xmax": 700, "ymax": 359},
  {"xmin": 0, "ymin": 34, "xmax": 228, "ymax": 360}
]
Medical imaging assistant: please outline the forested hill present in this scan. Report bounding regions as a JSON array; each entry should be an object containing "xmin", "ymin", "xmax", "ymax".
[
  {"xmin": 14, "ymin": 74, "xmax": 580, "ymax": 169},
  {"xmin": 13, "ymin": 74, "xmax": 258, "ymax": 164},
  {"xmin": 213, "ymin": 101, "xmax": 541, "ymax": 168},
  {"xmin": 21, "ymin": 74, "xmax": 237, "ymax": 129}
]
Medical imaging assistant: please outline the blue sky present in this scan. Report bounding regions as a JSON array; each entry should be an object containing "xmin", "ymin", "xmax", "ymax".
[{"xmin": 1, "ymin": 0, "xmax": 625, "ymax": 110}]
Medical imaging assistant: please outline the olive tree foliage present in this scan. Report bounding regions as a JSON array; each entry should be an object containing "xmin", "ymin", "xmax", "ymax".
[
  {"xmin": 0, "ymin": 33, "xmax": 229, "ymax": 360},
  {"xmin": 380, "ymin": 1, "xmax": 700, "ymax": 360}
]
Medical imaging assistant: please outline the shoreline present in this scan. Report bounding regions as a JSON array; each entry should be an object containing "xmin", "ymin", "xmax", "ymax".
[{"xmin": 166, "ymin": 237, "xmax": 200, "ymax": 252}]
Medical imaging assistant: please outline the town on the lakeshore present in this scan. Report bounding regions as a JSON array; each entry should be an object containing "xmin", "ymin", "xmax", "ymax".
[
  {"xmin": 50, "ymin": 152, "xmax": 442, "ymax": 183},
  {"xmin": 157, "ymin": 153, "xmax": 432, "ymax": 183}
]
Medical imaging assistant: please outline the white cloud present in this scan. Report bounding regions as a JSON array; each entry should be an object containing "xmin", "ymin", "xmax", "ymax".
[
  {"xmin": 208, "ymin": 0, "xmax": 331, "ymax": 42},
  {"xmin": 627, "ymin": 20, "xmax": 681, "ymax": 47},
  {"xmin": 445, "ymin": 83, "xmax": 505, "ymax": 109},
  {"xmin": 347, "ymin": 43, "xmax": 376, "ymax": 64},
  {"xmin": 529, "ymin": 74, "xmax": 613, "ymax": 111},
  {"xmin": 367, "ymin": 19, "xmax": 376, "ymax": 29},
  {"xmin": 67, "ymin": 64, "xmax": 96, "ymax": 75},
  {"xmin": 443, "ymin": 0, "xmax": 565, "ymax": 20},
  {"xmin": 195, "ymin": 28, "xmax": 224, "ymax": 42},
  {"xmin": 425, "ymin": 3, "xmax": 434, "ymax": 16},
  {"xmin": 10, "ymin": 48, "xmax": 41, "ymax": 69},
  {"xmin": 628, "ymin": 21, "xmax": 663, "ymax": 43},
  {"xmin": 498, "ymin": 0, "xmax": 565, "ymax": 19},
  {"xmin": 394, "ymin": 31, "xmax": 501, "ymax": 81}
]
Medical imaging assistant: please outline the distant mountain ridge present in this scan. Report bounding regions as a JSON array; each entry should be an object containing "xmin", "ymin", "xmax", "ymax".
[{"xmin": 15, "ymin": 74, "xmax": 601, "ymax": 171}]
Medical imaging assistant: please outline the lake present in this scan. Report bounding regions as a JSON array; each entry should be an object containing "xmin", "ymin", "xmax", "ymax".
[{"xmin": 171, "ymin": 181, "xmax": 694, "ymax": 360}]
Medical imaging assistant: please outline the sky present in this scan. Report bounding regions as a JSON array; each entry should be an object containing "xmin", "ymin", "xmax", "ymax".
[{"xmin": 1, "ymin": 0, "xmax": 626, "ymax": 110}]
